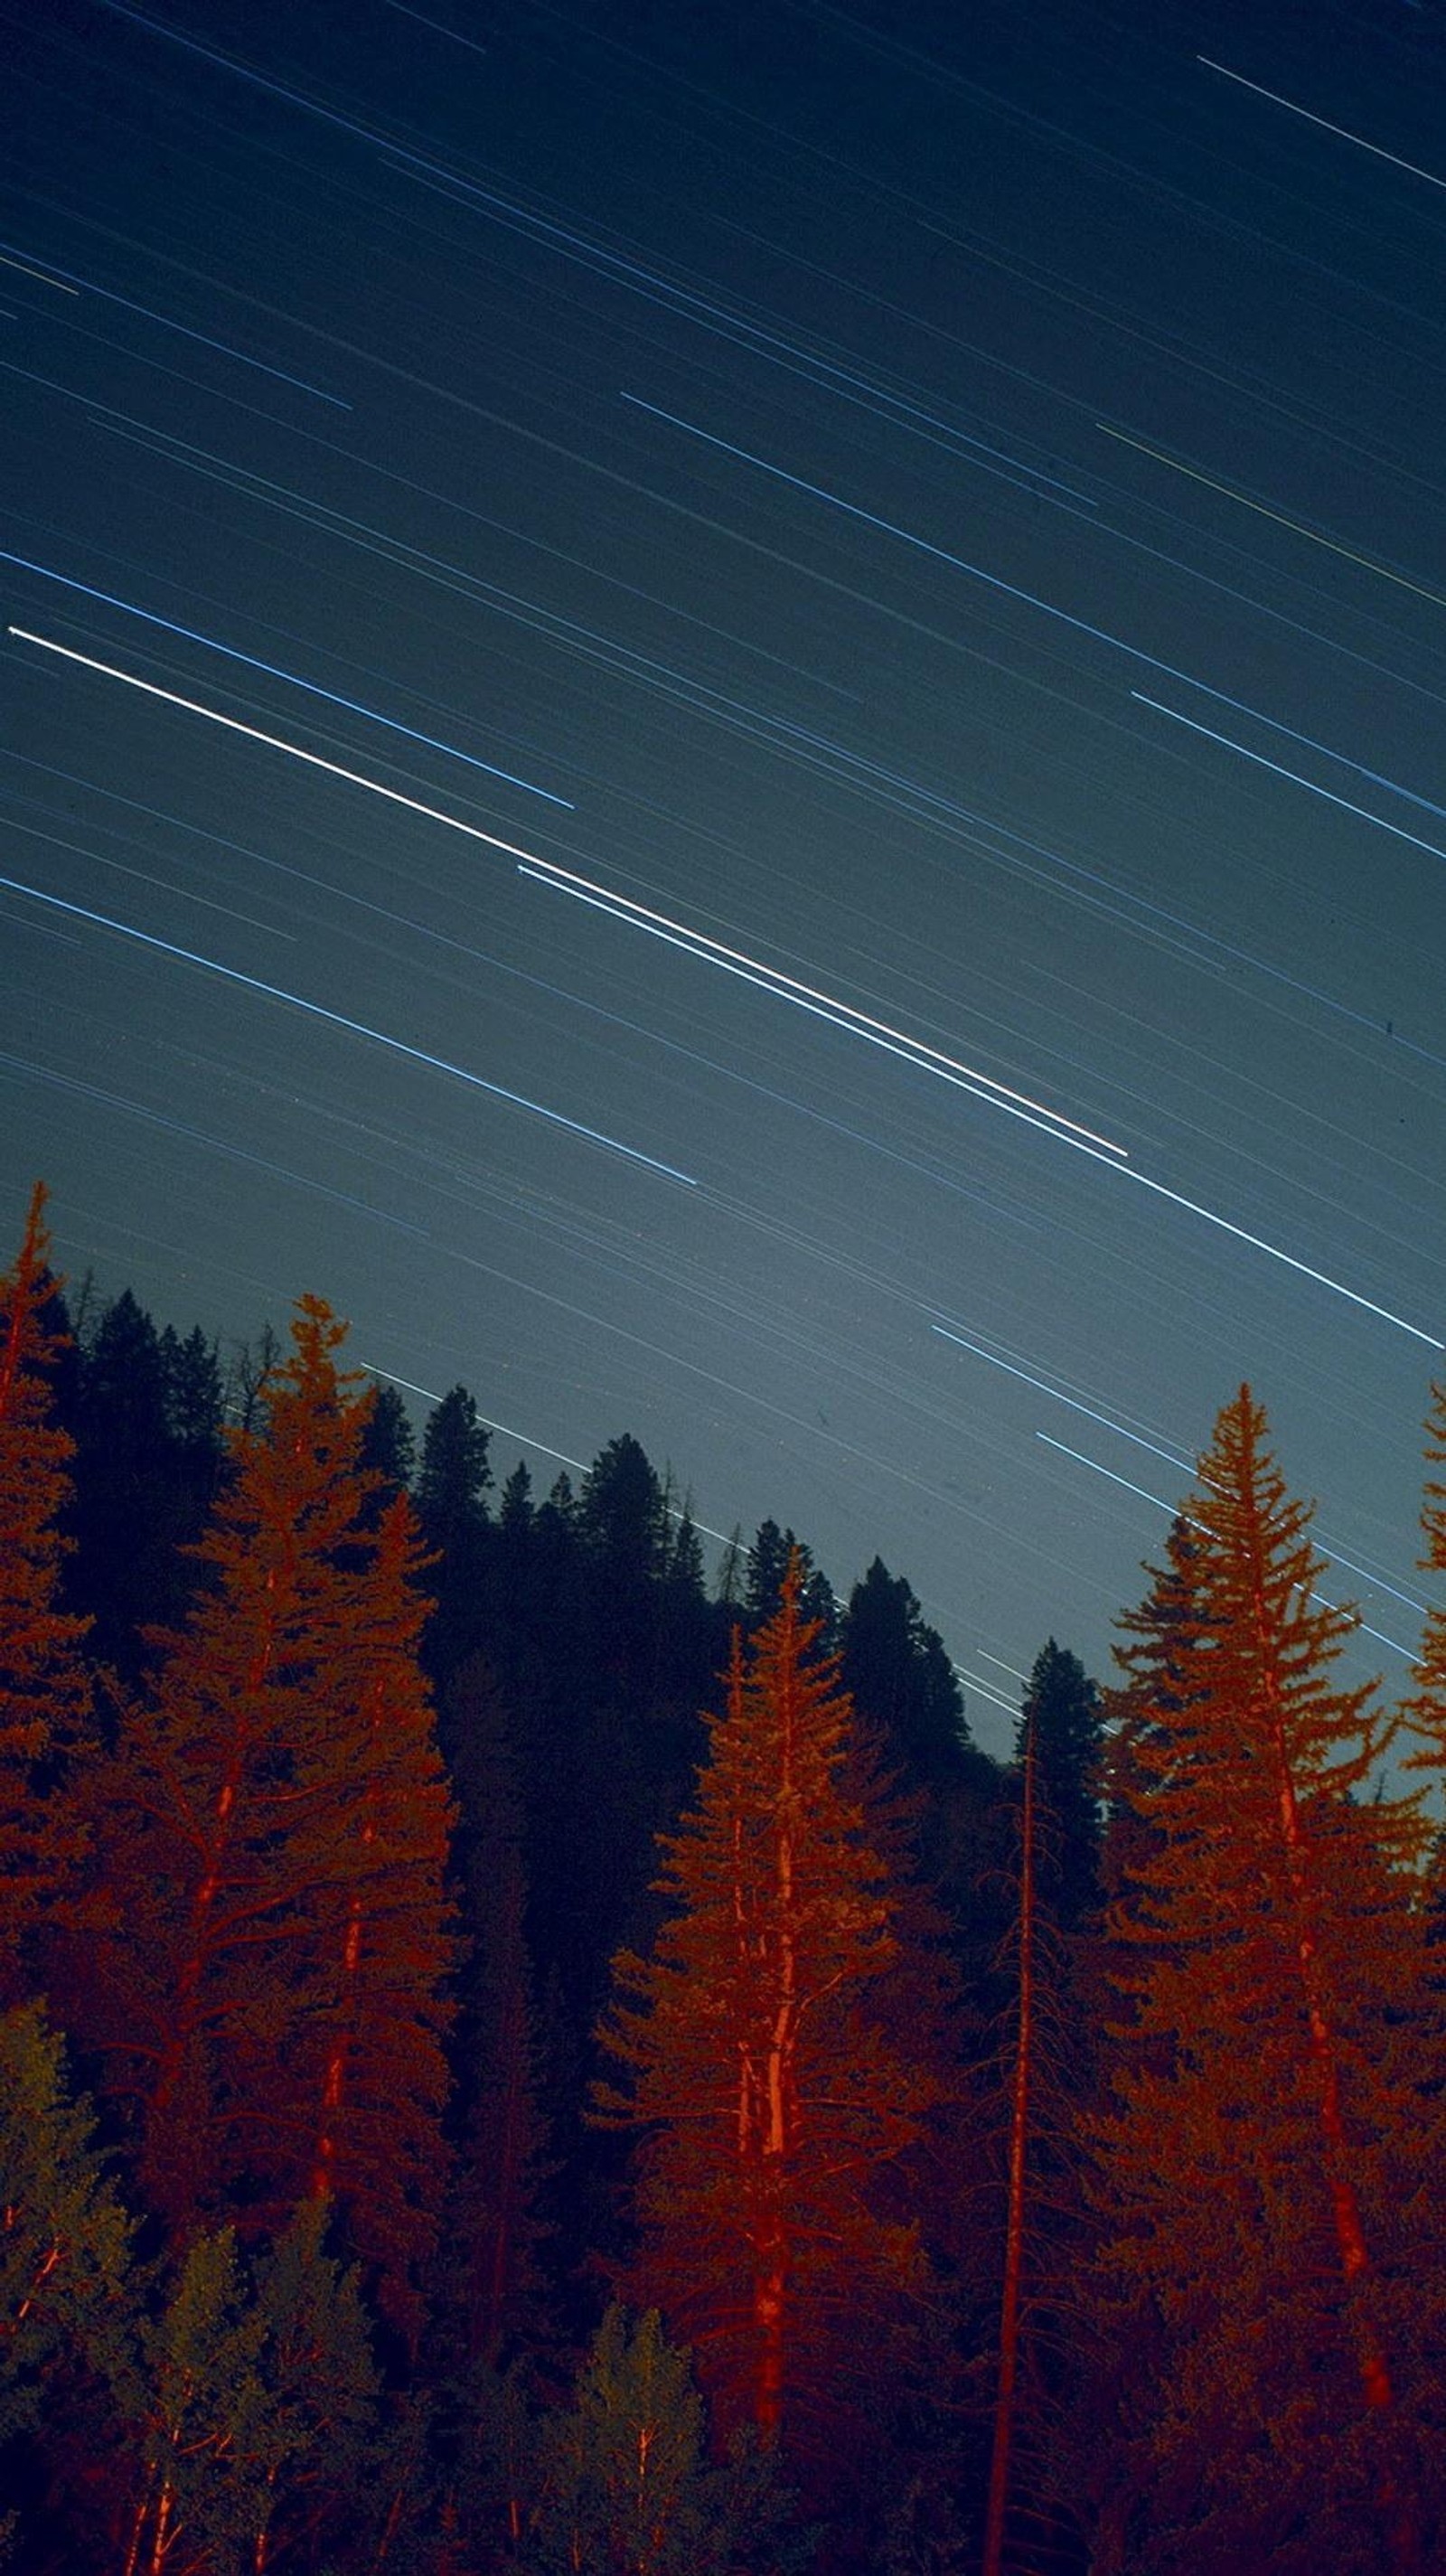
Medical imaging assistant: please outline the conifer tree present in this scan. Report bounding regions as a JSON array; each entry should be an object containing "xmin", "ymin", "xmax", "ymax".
[
  {"xmin": 119, "ymin": 2228, "xmax": 270, "ymax": 2576},
  {"xmin": 1017, "ymin": 1640, "xmax": 1103, "ymax": 1930},
  {"xmin": 0, "ymin": 1184, "xmax": 92, "ymax": 2001},
  {"xmin": 596, "ymin": 1564, "xmax": 954, "ymax": 2476},
  {"xmin": 248, "ymin": 2200, "xmax": 380, "ymax": 2572},
  {"xmin": 68, "ymin": 1299, "xmax": 455, "ymax": 2335},
  {"xmin": 841, "ymin": 1557, "xmax": 967, "ymax": 1783},
  {"xmin": 1086, "ymin": 1388, "xmax": 1443, "ymax": 2574},
  {"xmin": 533, "ymin": 2306, "xmax": 782, "ymax": 2576},
  {"xmin": 983, "ymin": 1689, "xmax": 1040, "ymax": 2576},
  {"xmin": 0, "ymin": 2003, "xmax": 135, "ymax": 2463}
]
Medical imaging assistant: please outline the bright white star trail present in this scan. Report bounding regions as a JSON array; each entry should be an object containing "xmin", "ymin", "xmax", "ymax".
[
  {"xmin": 519, "ymin": 854, "xmax": 1128, "ymax": 1153},
  {"xmin": 4, "ymin": 0, "xmax": 1442, "ymax": 1753}
]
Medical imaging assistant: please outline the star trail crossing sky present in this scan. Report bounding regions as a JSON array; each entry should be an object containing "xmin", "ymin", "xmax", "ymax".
[{"xmin": 4, "ymin": 0, "xmax": 1444, "ymax": 1752}]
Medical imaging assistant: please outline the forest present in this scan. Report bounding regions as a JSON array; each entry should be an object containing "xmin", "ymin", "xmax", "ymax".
[{"xmin": 3, "ymin": 1179, "xmax": 1446, "ymax": 2576}]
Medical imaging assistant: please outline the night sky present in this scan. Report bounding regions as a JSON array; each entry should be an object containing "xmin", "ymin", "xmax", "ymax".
[{"xmin": 5, "ymin": 0, "xmax": 1444, "ymax": 1753}]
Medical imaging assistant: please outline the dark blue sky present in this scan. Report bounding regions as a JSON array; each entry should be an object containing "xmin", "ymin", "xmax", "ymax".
[{"xmin": 5, "ymin": 0, "xmax": 1444, "ymax": 1750}]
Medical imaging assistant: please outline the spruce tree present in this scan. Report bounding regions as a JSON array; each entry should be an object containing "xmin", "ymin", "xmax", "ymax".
[
  {"xmin": 0, "ymin": 2003, "xmax": 135, "ymax": 2458},
  {"xmin": 67, "ymin": 1299, "xmax": 455, "ymax": 2335},
  {"xmin": 534, "ymin": 2307, "xmax": 784, "ymax": 2576},
  {"xmin": 596, "ymin": 1562, "xmax": 955, "ymax": 2477},
  {"xmin": 841, "ymin": 1556, "xmax": 967, "ymax": 1783},
  {"xmin": 0, "ymin": 1185, "xmax": 93, "ymax": 2001},
  {"xmin": 1086, "ymin": 1388, "xmax": 1443, "ymax": 2574}
]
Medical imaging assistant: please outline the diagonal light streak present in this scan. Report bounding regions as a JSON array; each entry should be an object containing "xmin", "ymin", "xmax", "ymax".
[
  {"xmin": 1037, "ymin": 1435, "xmax": 1419, "ymax": 1660},
  {"xmin": 1199, "ymin": 58, "xmax": 1446, "ymax": 191},
  {"xmin": 520, "ymin": 855, "xmax": 1126, "ymax": 1154},
  {"xmin": 1133, "ymin": 693, "xmax": 1446, "ymax": 867},
  {"xmin": 5, "ymin": 628, "xmax": 554, "ymax": 858},
  {"xmin": 932, "ymin": 1322, "xmax": 1193, "ymax": 1471},
  {"xmin": 1, "ymin": 550, "xmax": 572, "ymax": 804},
  {"xmin": 0, "ymin": 872, "xmax": 697, "ymax": 1189},
  {"xmin": 1099, "ymin": 422, "xmax": 1446, "ymax": 613}
]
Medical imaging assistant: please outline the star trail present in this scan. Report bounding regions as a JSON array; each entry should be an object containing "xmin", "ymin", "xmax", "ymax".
[{"xmin": 4, "ymin": 0, "xmax": 1444, "ymax": 1749}]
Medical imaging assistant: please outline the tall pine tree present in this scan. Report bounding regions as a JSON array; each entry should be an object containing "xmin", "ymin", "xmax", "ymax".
[
  {"xmin": 0, "ymin": 1185, "xmax": 92, "ymax": 2003},
  {"xmin": 65, "ymin": 1299, "xmax": 455, "ymax": 2336},
  {"xmin": 596, "ymin": 1562, "xmax": 955, "ymax": 2478},
  {"xmin": 1085, "ymin": 1388, "xmax": 1443, "ymax": 2575}
]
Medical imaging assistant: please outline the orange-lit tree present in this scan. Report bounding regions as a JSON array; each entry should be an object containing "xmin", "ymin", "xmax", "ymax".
[
  {"xmin": 0, "ymin": 1185, "xmax": 92, "ymax": 2004},
  {"xmin": 68, "ymin": 1299, "xmax": 455, "ymax": 2336},
  {"xmin": 1086, "ymin": 1387, "xmax": 1443, "ymax": 2575},
  {"xmin": 596, "ymin": 1562, "xmax": 954, "ymax": 2477}
]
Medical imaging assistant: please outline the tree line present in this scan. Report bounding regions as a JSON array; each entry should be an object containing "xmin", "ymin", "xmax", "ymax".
[{"xmin": 3, "ymin": 1180, "xmax": 1446, "ymax": 2573}]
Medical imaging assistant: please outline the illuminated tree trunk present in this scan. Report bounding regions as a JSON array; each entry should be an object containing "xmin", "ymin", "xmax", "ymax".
[
  {"xmin": 64, "ymin": 1301, "xmax": 455, "ymax": 2336},
  {"xmin": 0, "ymin": 1185, "xmax": 93, "ymax": 2000},
  {"xmin": 596, "ymin": 1562, "xmax": 956, "ymax": 2475},
  {"xmin": 1088, "ymin": 1389, "xmax": 1439, "ymax": 2572}
]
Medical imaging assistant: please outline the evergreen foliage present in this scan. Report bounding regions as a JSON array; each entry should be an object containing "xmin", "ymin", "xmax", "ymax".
[
  {"xmin": 1085, "ymin": 1388, "xmax": 1444, "ymax": 2574},
  {"xmin": 59, "ymin": 1299, "xmax": 456, "ymax": 2336},
  {"xmin": 9, "ymin": 1192, "xmax": 1446, "ymax": 2572},
  {"xmin": 841, "ymin": 1556, "xmax": 968, "ymax": 1782},
  {"xmin": 0, "ymin": 2002, "xmax": 135, "ymax": 2455},
  {"xmin": 0, "ymin": 1185, "xmax": 93, "ymax": 2002},
  {"xmin": 596, "ymin": 1564, "xmax": 958, "ymax": 2479}
]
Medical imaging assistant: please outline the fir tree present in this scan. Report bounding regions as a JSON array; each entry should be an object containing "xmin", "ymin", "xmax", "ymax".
[
  {"xmin": 841, "ymin": 1556, "xmax": 967, "ymax": 1783},
  {"xmin": 0, "ymin": 2004, "xmax": 136, "ymax": 2461},
  {"xmin": 1085, "ymin": 1389, "xmax": 1443, "ymax": 2574},
  {"xmin": 248, "ymin": 2201, "xmax": 380, "ymax": 2573},
  {"xmin": 1017, "ymin": 1640, "xmax": 1103, "ymax": 1931},
  {"xmin": 441, "ymin": 1659, "xmax": 554, "ymax": 2376},
  {"xmin": 119, "ymin": 2228, "xmax": 270, "ymax": 2576},
  {"xmin": 534, "ymin": 2306, "xmax": 790, "ymax": 2576},
  {"xmin": 596, "ymin": 1563, "xmax": 954, "ymax": 2477},
  {"xmin": 0, "ymin": 1185, "xmax": 93, "ymax": 2001},
  {"xmin": 67, "ymin": 1300, "xmax": 456, "ymax": 2336}
]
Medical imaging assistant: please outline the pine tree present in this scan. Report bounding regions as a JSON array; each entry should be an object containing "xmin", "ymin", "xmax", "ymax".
[
  {"xmin": 118, "ymin": 2228, "xmax": 270, "ymax": 2576},
  {"xmin": 983, "ymin": 1688, "xmax": 1040, "ymax": 2576},
  {"xmin": 248, "ymin": 2201, "xmax": 380, "ymax": 2573},
  {"xmin": 534, "ymin": 2307, "xmax": 784, "ymax": 2576},
  {"xmin": 1017, "ymin": 1640, "xmax": 1103, "ymax": 1931},
  {"xmin": 0, "ymin": 2003, "xmax": 136, "ymax": 2458},
  {"xmin": 361, "ymin": 1378, "xmax": 417, "ymax": 1499},
  {"xmin": 0, "ymin": 1185, "xmax": 93, "ymax": 2001},
  {"xmin": 841, "ymin": 1556, "xmax": 968, "ymax": 1783},
  {"xmin": 417, "ymin": 1384, "xmax": 493, "ymax": 1681},
  {"xmin": 745, "ymin": 1522, "xmax": 835, "ymax": 1641},
  {"xmin": 1085, "ymin": 1388, "xmax": 1443, "ymax": 2575},
  {"xmin": 596, "ymin": 1563, "xmax": 954, "ymax": 2477},
  {"xmin": 67, "ymin": 1299, "xmax": 456, "ymax": 2336}
]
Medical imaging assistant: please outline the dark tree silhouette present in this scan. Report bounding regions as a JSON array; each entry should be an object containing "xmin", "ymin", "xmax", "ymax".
[
  {"xmin": 1016, "ymin": 1639, "xmax": 1103, "ymax": 1932},
  {"xmin": 841, "ymin": 1556, "xmax": 967, "ymax": 1783}
]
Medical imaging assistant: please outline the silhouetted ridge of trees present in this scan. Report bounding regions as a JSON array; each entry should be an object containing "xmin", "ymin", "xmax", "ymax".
[{"xmin": 4, "ymin": 1186, "xmax": 1446, "ymax": 2572}]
